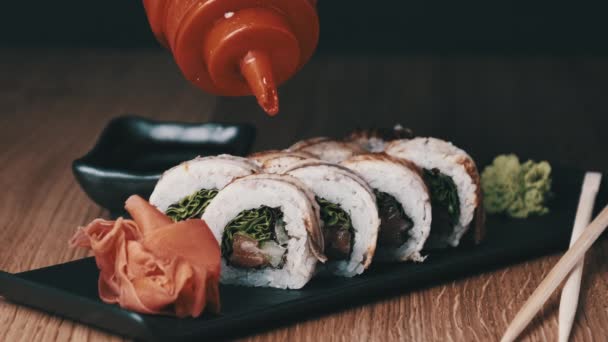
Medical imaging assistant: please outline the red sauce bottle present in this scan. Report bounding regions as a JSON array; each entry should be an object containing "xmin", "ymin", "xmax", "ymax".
[{"xmin": 143, "ymin": 0, "xmax": 319, "ymax": 116}]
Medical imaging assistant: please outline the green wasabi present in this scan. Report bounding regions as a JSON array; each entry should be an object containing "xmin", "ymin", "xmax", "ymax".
[{"xmin": 481, "ymin": 154, "xmax": 552, "ymax": 218}]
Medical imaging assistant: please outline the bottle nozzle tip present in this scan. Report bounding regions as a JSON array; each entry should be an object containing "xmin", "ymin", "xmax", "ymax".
[
  {"xmin": 259, "ymin": 86, "xmax": 279, "ymax": 116},
  {"xmin": 240, "ymin": 50, "xmax": 280, "ymax": 116}
]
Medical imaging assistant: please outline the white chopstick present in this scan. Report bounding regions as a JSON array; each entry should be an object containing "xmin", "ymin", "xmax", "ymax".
[
  {"xmin": 500, "ymin": 203, "xmax": 608, "ymax": 342},
  {"xmin": 558, "ymin": 172, "xmax": 602, "ymax": 342}
]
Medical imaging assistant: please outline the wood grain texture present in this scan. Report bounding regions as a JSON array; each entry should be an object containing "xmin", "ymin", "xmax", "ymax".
[
  {"xmin": 501, "ymin": 205, "xmax": 608, "ymax": 342},
  {"xmin": 1, "ymin": 48, "xmax": 608, "ymax": 342},
  {"xmin": 558, "ymin": 173, "xmax": 602, "ymax": 342}
]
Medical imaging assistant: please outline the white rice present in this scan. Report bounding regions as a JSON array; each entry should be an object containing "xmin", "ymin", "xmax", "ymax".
[
  {"xmin": 149, "ymin": 155, "xmax": 259, "ymax": 212},
  {"xmin": 202, "ymin": 174, "xmax": 322, "ymax": 289},
  {"xmin": 284, "ymin": 161, "xmax": 380, "ymax": 276},
  {"xmin": 385, "ymin": 137, "xmax": 480, "ymax": 247},
  {"xmin": 341, "ymin": 154, "xmax": 431, "ymax": 261}
]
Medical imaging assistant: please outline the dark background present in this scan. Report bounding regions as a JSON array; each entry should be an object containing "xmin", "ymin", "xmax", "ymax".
[
  {"xmin": 2, "ymin": 1, "xmax": 608, "ymax": 170},
  {"xmin": 3, "ymin": 1, "xmax": 608, "ymax": 54}
]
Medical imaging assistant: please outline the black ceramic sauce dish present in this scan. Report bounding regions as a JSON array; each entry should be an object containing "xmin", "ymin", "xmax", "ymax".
[{"xmin": 72, "ymin": 115, "xmax": 256, "ymax": 215}]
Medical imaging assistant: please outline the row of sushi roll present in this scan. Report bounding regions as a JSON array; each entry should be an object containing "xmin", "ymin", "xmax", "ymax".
[{"xmin": 148, "ymin": 128, "xmax": 485, "ymax": 289}]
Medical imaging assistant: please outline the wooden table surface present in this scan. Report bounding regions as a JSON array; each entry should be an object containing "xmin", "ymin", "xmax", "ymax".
[{"xmin": 1, "ymin": 48, "xmax": 607, "ymax": 342}]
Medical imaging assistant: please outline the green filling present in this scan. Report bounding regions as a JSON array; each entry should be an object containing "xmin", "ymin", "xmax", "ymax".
[
  {"xmin": 316, "ymin": 196, "xmax": 353, "ymax": 231},
  {"xmin": 423, "ymin": 169, "xmax": 461, "ymax": 226},
  {"xmin": 165, "ymin": 188, "xmax": 219, "ymax": 222},
  {"xmin": 374, "ymin": 190, "xmax": 407, "ymax": 218},
  {"xmin": 221, "ymin": 206, "xmax": 283, "ymax": 257}
]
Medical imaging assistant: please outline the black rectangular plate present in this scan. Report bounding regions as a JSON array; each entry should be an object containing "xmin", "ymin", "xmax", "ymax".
[{"xmin": 1, "ymin": 166, "xmax": 607, "ymax": 341}]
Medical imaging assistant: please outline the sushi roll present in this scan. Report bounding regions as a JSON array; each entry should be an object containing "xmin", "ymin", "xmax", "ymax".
[
  {"xmin": 385, "ymin": 137, "xmax": 485, "ymax": 248},
  {"xmin": 287, "ymin": 137, "xmax": 366, "ymax": 163},
  {"xmin": 202, "ymin": 174, "xmax": 326, "ymax": 289},
  {"xmin": 249, "ymin": 150, "xmax": 317, "ymax": 173},
  {"xmin": 346, "ymin": 125, "xmax": 414, "ymax": 152},
  {"xmin": 341, "ymin": 154, "xmax": 431, "ymax": 262},
  {"xmin": 149, "ymin": 155, "xmax": 259, "ymax": 221},
  {"xmin": 283, "ymin": 160, "xmax": 380, "ymax": 277}
]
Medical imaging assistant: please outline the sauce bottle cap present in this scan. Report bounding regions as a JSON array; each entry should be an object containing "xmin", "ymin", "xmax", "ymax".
[{"xmin": 143, "ymin": 0, "xmax": 319, "ymax": 115}]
